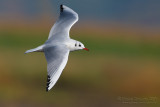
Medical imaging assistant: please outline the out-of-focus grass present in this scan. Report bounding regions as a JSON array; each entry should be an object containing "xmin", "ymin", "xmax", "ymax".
[
  {"xmin": 0, "ymin": 31, "xmax": 47, "ymax": 48},
  {"xmin": 0, "ymin": 30, "xmax": 160, "ymax": 107}
]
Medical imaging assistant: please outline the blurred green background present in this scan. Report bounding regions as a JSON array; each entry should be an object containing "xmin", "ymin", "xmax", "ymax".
[{"xmin": 0, "ymin": 0, "xmax": 160, "ymax": 107}]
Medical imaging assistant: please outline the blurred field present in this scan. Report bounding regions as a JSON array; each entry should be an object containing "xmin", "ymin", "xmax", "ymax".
[
  {"xmin": 0, "ymin": 0, "xmax": 160, "ymax": 106},
  {"xmin": 0, "ymin": 24, "xmax": 160, "ymax": 107}
]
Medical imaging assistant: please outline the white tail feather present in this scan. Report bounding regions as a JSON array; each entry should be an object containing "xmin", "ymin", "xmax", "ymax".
[{"xmin": 25, "ymin": 45, "xmax": 44, "ymax": 54}]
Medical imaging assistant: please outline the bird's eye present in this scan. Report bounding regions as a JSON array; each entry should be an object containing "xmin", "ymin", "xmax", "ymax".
[
  {"xmin": 75, "ymin": 43, "xmax": 77, "ymax": 47},
  {"xmin": 79, "ymin": 44, "xmax": 81, "ymax": 47}
]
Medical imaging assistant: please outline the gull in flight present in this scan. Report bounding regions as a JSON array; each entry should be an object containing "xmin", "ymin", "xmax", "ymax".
[{"xmin": 25, "ymin": 5, "xmax": 89, "ymax": 91}]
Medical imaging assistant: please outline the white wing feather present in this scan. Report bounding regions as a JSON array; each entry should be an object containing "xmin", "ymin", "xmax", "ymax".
[
  {"xmin": 44, "ymin": 45, "xmax": 69, "ymax": 91},
  {"xmin": 48, "ymin": 5, "xmax": 78, "ymax": 40}
]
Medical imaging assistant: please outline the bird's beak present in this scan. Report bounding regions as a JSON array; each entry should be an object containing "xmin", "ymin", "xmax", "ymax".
[{"xmin": 83, "ymin": 48, "xmax": 89, "ymax": 51}]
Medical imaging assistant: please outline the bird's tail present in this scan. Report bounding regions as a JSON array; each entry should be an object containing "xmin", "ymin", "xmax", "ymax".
[{"xmin": 25, "ymin": 45, "xmax": 44, "ymax": 54}]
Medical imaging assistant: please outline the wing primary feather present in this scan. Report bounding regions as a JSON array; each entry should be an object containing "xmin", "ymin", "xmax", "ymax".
[
  {"xmin": 60, "ymin": 4, "xmax": 63, "ymax": 12},
  {"xmin": 46, "ymin": 75, "xmax": 51, "ymax": 92},
  {"xmin": 47, "ymin": 5, "xmax": 78, "ymax": 39},
  {"xmin": 44, "ymin": 45, "xmax": 69, "ymax": 91}
]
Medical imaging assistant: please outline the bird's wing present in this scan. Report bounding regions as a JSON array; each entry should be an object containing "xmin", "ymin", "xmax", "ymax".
[
  {"xmin": 44, "ymin": 45, "xmax": 69, "ymax": 91},
  {"xmin": 48, "ymin": 5, "xmax": 79, "ymax": 40}
]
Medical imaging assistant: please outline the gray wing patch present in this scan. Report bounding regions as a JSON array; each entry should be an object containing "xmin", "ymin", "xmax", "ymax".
[
  {"xmin": 48, "ymin": 5, "xmax": 78, "ymax": 40},
  {"xmin": 44, "ymin": 45, "xmax": 69, "ymax": 91}
]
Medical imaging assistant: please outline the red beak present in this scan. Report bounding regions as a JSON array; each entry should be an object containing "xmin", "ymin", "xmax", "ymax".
[{"xmin": 83, "ymin": 48, "xmax": 89, "ymax": 51}]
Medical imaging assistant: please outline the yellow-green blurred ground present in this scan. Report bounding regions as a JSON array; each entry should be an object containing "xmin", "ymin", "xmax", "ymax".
[{"xmin": 0, "ymin": 26, "xmax": 160, "ymax": 107}]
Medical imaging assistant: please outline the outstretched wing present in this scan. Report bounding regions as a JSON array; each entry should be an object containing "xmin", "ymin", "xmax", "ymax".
[
  {"xmin": 48, "ymin": 5, "xmax": 79, "ymax": 40},
  {"xmin": 44, "ymin": 45, "xmax": 69, "ymax": 91}
]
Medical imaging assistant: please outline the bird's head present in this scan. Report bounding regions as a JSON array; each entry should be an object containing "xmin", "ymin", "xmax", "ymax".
[{"xmin": 74, "ymin": 41, "xmax": 89, "ymax": 51}]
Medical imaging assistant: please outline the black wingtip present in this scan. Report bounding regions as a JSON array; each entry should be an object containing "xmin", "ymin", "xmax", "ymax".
[
  {"xmin": 46, "ymin": 75, "xmax": 50, "ymax": 92},
  {"xmin": 60, "ymin": 4, "xmax": 63, "ymax": 12}
]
